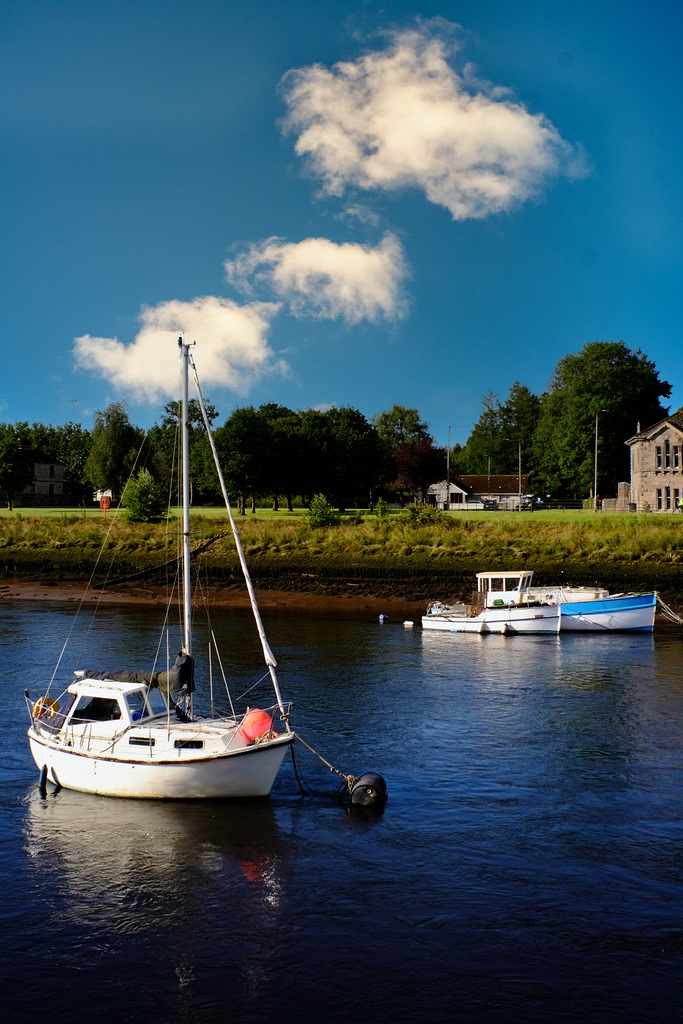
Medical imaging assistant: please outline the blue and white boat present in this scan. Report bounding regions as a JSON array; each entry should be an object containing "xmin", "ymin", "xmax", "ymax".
[
  {"xmin": 559, "ymin": 591, "xmax": 656, "ymax": 632},
  {"xmin": 528, "ymin": 584, "xmax": 657, "ymax": 632}
]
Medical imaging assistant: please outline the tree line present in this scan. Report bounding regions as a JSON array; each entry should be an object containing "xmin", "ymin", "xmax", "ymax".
[
  {"xmin": 452, "ymin": 340, "xmax": 673, "ymax": 498},
  {"xmin": 0, "ymin": 399, "xmax": 444, "ymax": 512},
  {"xmin": 0, "ymin": 340, "xmax": 675, "ymax": 510}
]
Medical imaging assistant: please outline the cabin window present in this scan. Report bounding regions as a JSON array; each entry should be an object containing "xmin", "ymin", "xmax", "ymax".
[
  {"xmin": 126, "ymin": 691, "xmax": 149, "ymax": 721},
  {"xmin": 71, "ymin": 696, "xmax": 122, "ymax": 722},
  {"xmin": 146, "ymin": 689, "xmax": 168, "ymax": 716},
  {"xmin": 174, "ymin": 739, "xmax": 204, "ymax": 749},
  {"xmin": 129, "ymin": 736, "xmax": 155, "ymax": 747},
  {"xmin": 656, "ymin": 489, "xmax": 662, "ymax": 510},
  {"xmin": 655, "ymin": 446, "xmax": 662, "ymax": 469},
  {"xmin": 490, "ymin": 578, "xmax": 504, "ymax": 592}
]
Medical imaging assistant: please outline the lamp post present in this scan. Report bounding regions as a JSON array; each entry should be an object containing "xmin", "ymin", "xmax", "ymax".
[
  {"xmin": 504, "ymin": 437, "xmax": 523, "ymax": 510},
  {"xmin": 594, "ymin": 409, "xmax": 607, "ymax": 512},
  {"xmin": 518, "ymin": 439, "xmax": 522, "ymax": 512}
]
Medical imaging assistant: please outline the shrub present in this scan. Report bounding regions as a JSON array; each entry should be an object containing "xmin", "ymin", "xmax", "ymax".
[
  {"xmin": 398, "ymin": 505, "xmax": 448, "ymax": 527},
  {"xmin": 124, "ymin": 470, "xmax": 167, "ymax": 523},
  {"xmin": 307, "ymin": 494, "xmax": 340, "ymax": 528},
  {"xmin": 374, "ymin": 497, "xmax": 390, "ymax": 519}
]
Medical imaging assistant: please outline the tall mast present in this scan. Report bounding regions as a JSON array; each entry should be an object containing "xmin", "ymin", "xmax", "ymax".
[
  {"xmin": 189, "ymin": 351, "xmax": 290, "ymax": 726},
  {"xmin": 179, "ymin": 338, "xmax": 192, "ymax": 658}
]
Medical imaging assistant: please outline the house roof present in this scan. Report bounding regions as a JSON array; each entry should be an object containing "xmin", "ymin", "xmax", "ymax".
[
  {"xmin": 456, "ymin": 474, "xmax": 530, "ymax": 496},
  {"xmin": 18, "ymin": 443, "xmax": 65, "ymax": 466},
  {"xmin": 626, "ymin": 410, "xmax": 683, "ymax": 446}
]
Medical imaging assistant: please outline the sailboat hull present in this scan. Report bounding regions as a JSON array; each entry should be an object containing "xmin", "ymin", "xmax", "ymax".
[{"xmin": 29, "ymin": 731, "xmax": 294, "ymax": 799}]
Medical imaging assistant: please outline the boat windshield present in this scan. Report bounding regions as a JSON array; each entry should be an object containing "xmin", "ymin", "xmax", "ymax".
[
  {"xmin": 146, "ymin": 688, "xmax": 169, "ymax": 716},
  {"xmin": 126, "ymin": 691, "xmax": 150, "ymax": 721},
  {"xmin": 487, "ymin": 576, "xmax": 522, "ymax": 593}
]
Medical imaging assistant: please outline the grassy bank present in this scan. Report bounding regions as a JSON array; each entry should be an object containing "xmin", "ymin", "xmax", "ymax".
[{"xmin": 1, "ymin": 509, "xmax": 681, "ymax": 609}]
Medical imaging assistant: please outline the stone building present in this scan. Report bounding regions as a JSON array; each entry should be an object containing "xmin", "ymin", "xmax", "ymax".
[
  {"xmin": 17, "ymin": 450, "xmax": 65, "ymax": 506},
  {"xmin": 626, "ymin": 410, "xmax": 683, "ymax": 512}
]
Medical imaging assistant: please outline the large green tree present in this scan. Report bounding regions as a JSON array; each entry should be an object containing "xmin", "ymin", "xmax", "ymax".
[
  {"xmin": 258, "ymin": 403, "xmax": 305, "ymax": 511},
  {"xmin": 374, "ymin": 403, "xmax": 438, "ymax": 504},
  {"xmin": 532, "ymin": 341, "xmax": 671, "ymax": 496},
  {"xmin": 324, "ymin": 406, "xmax": 387, "ymax": 511},
  {"xmin": 84, "ymin": 403, "xmax": 144, "ymax": 498},
  {"xmin": 214, "ymin": 406, "xmax": 271, "ymax": 514},
  {"xmin": 146, "ymin": 398, "xmax": 221, "ymax": 505},
  {"xmin": 373, "ymin": 405, "xmax": 431, "ymax": 448},
  {"xmin": 391, "ymin": 438, "xmax": 445, "ymax": 505},
  {"xmin": 457, "ymin": 391, "xmax": 502, "ymax": 475},
  {"xmin": 0, "ymin": 435, "xmax": 34, "ymax": 509}
]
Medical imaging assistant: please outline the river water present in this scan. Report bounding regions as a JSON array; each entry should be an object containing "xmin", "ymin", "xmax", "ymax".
[{"xmin": 1, "ymin": 601, "xmax": 681, "ymax": 1023}]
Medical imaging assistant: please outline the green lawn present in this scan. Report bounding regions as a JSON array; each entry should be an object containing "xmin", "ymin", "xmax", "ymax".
[{"xmin": 0, "ymin": 505, "xmax": 653, "ymax": 524}]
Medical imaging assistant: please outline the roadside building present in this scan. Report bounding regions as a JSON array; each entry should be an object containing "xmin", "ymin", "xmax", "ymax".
[
  {"xmin": 17, "ymin": 449, "xmax": 65, "ymax": 506},
  {"xmin": 626, "ymin": 410, "xmax": 683, "ymax": 512},
  {"xmin": 426, "ymin": 474, "xmax": 531, "ymax": 510}
]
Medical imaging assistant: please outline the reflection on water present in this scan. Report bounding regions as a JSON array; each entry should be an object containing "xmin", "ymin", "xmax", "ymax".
[
  {"xmin": 2, "ymin": 604, "xmax": 681, "ymax": 1024},
  {"xmin": 20, "ymin": 791, "xmax": 288, "ymax": 1018}
]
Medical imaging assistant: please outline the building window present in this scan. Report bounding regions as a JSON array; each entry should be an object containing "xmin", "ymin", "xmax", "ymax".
[
  {"xmin": 665, "ymin": 487, "xmax": 671, "ymax": 510},
  {"xmin": 656, "ymin": 488, "xmax": 662, "ymax": 510},
  {"xmin": 674, "ymin": 446, "xmax": 680, "ymax": 470},
  {"xmin": 49, "ymin": 464, "xmax": 55, "ymax": 477},
  {"xmin": 665, "ymin": 440, "xmax": 670, "ymax": 469},
  {"xmin": 674, "ymin": 488, "xmax": 680, "ymax": 509},
  {"xmin": 655, "ymin": 445, "xmax": 662, "ymax": 468}
]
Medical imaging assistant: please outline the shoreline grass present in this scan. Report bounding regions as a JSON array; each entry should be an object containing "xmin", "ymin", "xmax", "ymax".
[{"xmin": 1, "ymin": 507, "xmax": 680, "ymax": 567}]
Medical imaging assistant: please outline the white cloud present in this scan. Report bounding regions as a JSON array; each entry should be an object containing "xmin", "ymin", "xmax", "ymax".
[
  {"xmin": 73, "ymin": 296, "xmax": 284, "ymax": 403},
  {"xmin": 281, "ymin": 25, "xmax": 585, "ymax": 220},
  {"xmin": 225, "ymin": 233, "xmax": 409, "ymax": 323}
]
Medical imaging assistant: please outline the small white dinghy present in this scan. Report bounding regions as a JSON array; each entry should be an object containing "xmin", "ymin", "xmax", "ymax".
[{"xmin": 27, "ymin": 340, "xmax": 294, "ymax": 799}]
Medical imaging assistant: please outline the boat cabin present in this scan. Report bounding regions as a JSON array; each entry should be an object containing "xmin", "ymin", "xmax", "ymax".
[
  {"xmin": 36, "ymin": 678, "xmax": 170, "ymax": 736},
  {"xmin": 476, "ymin": 571, "xmax": 535, "ymax": 608}
]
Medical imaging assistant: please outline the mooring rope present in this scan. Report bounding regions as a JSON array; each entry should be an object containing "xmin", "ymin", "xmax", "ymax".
[
  {"xmin": 656, "ymin": 594, "xmax": 683, "ymax": 626},
  {"xmin": 293, "ymin": 733, "xmax": 358, "ymax": 791}
]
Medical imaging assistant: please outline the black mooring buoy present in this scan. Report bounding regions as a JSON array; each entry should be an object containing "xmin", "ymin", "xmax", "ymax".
[
  {"xmin": 350, "ymin": 772, "xmax": 387, "ymax": 807},
  {"xmin": 38, "ymin": 765, "xmax": 48, "ymax": 797}
]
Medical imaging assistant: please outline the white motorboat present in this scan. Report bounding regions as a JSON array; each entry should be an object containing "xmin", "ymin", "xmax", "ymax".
[
  {"xmin": 27, "ymin": 339, "xmax": 295, "ymax": 798},
  {"xmin": 422, "ymin": 571, "xmax": 560, "ymax": 635}
]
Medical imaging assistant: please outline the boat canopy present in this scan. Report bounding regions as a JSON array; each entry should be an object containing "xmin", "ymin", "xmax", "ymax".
[
  {"xmin": 476, "ymin": 571, "xmax": 534, "ymax": 607},
  {"xmin": 78, "ymin": 651, "xmax": 195, "ymax": 695}
]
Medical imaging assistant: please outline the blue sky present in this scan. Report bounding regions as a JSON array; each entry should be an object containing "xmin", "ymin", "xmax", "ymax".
[{"xmin": 2, "ymin": 0, "xmax": 681, "ymax": 450}]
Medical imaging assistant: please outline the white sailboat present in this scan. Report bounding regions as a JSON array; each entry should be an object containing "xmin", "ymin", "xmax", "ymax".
[{"xmin": 26, "ymin": 340, "xmax": 295, "ymax": 798}]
